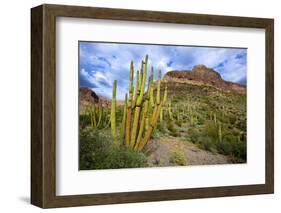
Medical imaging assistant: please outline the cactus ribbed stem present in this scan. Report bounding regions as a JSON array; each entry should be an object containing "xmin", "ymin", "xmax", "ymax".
[
  {"xmin": 149, "ymin": 67, "xmax": 155, "ymax": 108},
  {"xmin": 132, "ymin": 70, "xmax": 139, "ymax": 109},
  {"xmin": 137, "ymin": 102, "xmax": 162, "ymax": 151},
  {"xmin": 161, "ymin": 86, "xmax": 168, "ymax": 122},
  {"xmin": 135, "ymin": 74, "xmax": 152, "ymax": 149},
  {"xmin": 137, "ymin": 69, "xmax": 162, "ymax": 151},
  {"xmin": 111, "ymin": 80, "xmax": 117, "ymax": 144},
  {"xmin": 111, "ymin": 55, "xmax": 166, "ymax": 151},
  {"xmin": 156, "ymin": 70, "xmax": 161, "ymax": 105},
  {"xmin": 131, "ymin": 57, "xmax": 147, "ymax": 147},
  {"xmin": 218, "ymin": 122, "xmax": 222, "ymax": 143},
  {"xmin": 125, "ymin": 61, "xmax": 134, "ymax": 146},
  {"xmin": 121, "ymin": 93, "xmax": 128, "ymax": 142}
]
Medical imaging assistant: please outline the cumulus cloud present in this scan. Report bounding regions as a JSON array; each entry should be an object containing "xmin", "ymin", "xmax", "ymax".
[{"xmin": 79, "ymin": 42, "xmax": 247, "ymax": 100}]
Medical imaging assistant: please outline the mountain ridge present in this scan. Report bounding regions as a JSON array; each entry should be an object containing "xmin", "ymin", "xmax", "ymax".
[{"xmin": 163, "ymin": 64, "xmax": 246, "ymax": 95}]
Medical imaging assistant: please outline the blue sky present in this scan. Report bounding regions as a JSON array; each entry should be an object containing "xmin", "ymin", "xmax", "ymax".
[{"xmin": 79, "ymin": 42, "xmax": 247, "ymax": 100}]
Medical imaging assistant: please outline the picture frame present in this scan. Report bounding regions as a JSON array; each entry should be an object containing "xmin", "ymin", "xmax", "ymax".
[{"xmin": 31, "ymin": 4, "xmax": 274, "ymax": 208}]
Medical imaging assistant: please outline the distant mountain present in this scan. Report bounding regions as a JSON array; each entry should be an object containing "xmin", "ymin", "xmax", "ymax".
[
  {"xmin": 79, "ymin": 87, "xmax": 100, "ymax": 103},
  {"xmin": 163, "ymin": 64, "xmax": 246, "ymax": 95}
]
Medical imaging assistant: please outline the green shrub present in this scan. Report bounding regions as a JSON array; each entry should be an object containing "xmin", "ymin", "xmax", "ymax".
[
  {"xmin": 197, "ymin": 136, "xmax": 215, "ymax": 152},
  {"xmin": 231, "ymin": 141, "xmax": 246, "ymax": 161},
  {"xmin": 217, "ymin": 141, "xmax": 233, "ymax": 155},
  {"xmin": 151, "ymin": 128, "xmax": 161, "ymax": 139},
  {"xmin": 79, "ymin": 131, "xmax": 147, "ymax": 170},
  {"xmin": 79, "ymin": 114, "xmax": 91, "ymax": 129},
  {"xmin": 175, "ymin": 120, "xmax": 183, "ymax": 127},
  {"xmin": 103, "ymin": 145, "xmax": 147, "ymax": 169},
  {"xmin": 79, "ymin": 130, "xmax": 112, "ymax": 170},
  {"xmin": 170, "ymin": 149, "xmax": 188, "ymax": 166},
  {"xmin": 188, "ymin": 128, "xmax": 200, "ymax": 143},
  {"xmin": 157, "ymin": 123, "xmax": 169, "ymax": 134},
  {"xmin": 167, "ymin": 120, "xmax": 179, "ymax": 137}
]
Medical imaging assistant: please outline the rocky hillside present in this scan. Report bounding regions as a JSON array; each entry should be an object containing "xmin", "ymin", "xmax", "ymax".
[
  {"xmin": 80, "ymin": 87, "xmax": 100, "ymax": 103},
  {"xmin": 163, "ymin": 64, "xmax": 246, "ymax": 94}
]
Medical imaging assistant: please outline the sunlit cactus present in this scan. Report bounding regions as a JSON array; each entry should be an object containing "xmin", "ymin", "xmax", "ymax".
[
  {"xmin": 111, "ymin": 80, "xmax": 117, "ymax": 144},
  {"xmin": 88, "ymin": 104, "xmax": 110, "ymax": 129},
  {"xmin": 121, "ymin": 93, "xmax": 128, "ymax": 143},
  {"xmin": 125, "ymin": 62, "xmax": 134, "ymax": 146},
  {"xmin": 218, "ymin": 122, "xmax": 222, "ymax": 143},
  {"xmin": 112, "ymin": 55, "xmax": 167, "ymax": 151},
  {"xmin": 137, "ymin": 68, "xmax": 164, "ymax": 151}
]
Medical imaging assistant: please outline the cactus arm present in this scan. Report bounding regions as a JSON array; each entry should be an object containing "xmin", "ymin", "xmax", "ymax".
[
  {"xmin": 213, "ymin": 113, "xmax": 217, "ymax": 125},
  {"xmin": 111, "ymin": 80, "xmax": 117, "ymax": 144},
  {"xmin": 137, "ymin": 102, "xmax": 162, "ymax": 151},
  {"xmin": 121, "ymin": 93, "xmax": 128, "ymax": 142},
  {"xmin": 156, "ymin": 70, "xmax": 161, "ymax": 105},
  {"xmin": 134, "ymin": 73, "xmax": 152, "ymax": 149},
  {"xmin": 163, "ymin": 86, "xmax": 168, "ymax": 103},
  {"xmin": 125, "ymin": 61, "xmax": 134, "ymax": 146},
  {"xmin": 137, "ymin": 69, "xmax": 162, "ymax": 151},
  {"xmin": 97, "ymin": 105, "xmax": 102, "ymax": 127},
  {"xmin": 132, "ymin": 70, "xmax": 139, "ymax": 109},
  {"xmin": 130, "ymin": 58, "xmax": 147, "ymax": 147},
  {"xmin": 218, "ymin": 122, "xmax": 222, "ymax": 143}
]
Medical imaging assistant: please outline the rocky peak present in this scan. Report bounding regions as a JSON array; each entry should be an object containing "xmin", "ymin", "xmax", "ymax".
[
  {"xmin": 163, "ymin": 65, "xmax": 246, "ymax": 94},
  {"xmin": 79, "ymin": 87, "xmax": 99, "ymax": 103}
]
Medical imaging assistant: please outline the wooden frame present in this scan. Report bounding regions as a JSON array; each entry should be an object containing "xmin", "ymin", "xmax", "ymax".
[{"xmin": 31, "ymin": 4, "xmax": 274, "ymax": 208}]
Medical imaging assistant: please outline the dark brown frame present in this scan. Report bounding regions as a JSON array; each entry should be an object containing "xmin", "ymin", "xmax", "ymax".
[{"xmin": 31, "ymin": 4, "xmax": 274, "ymax": 208}]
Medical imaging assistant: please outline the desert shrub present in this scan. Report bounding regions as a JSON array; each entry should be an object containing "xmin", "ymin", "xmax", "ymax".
[
  {"xmin": 170, "ymin": 131, "xmax": 181, "ymax": 137},
  {"xmin": 231, "ymin": 141, "xmax": 246, "ymax": 161},
  {"xmin": 79, "ymin": 114, "xmax": 91, "ymax": 128},
  {"xmin": 79, "ymin": 131, "xmax": 147, "ymax": 170},
  {"xmin": 204, "ymin": 121, "xmax": 219, "ymax": 140},
  {"xmin": 151, "ymin": 128, "xmax": 161, "ymax": 139},
  {"xmin": 79, "ymin": 130, "xmax": 112, "ymax": 170},
  {"xmin": 175, "ymin": 120, "xmax": 183, "ymax": 127},
  {"xmin": 157, "ymin": 123, "xmax": 169, "ymax": 134},
  {"xmin": 167, "ymin": 120, "xmax": 179, "ymax": 136},
  {"xmin": 170, "ymin": 149, "xmax": 188, "ymax": 166},
  {"xmin": 103, "ymin": 145, "xmax": 147, "ymax": 169},
  {"xmin": 188, "ymin": 128, "xmax": 200, "ymax": 143},
  {"xmin": 217, "ymin": 141, "xmax": 233, "ymax": 155},
  {"xmin": 197, "ymin": 136, "xmax": 215, "ymax": 152}
]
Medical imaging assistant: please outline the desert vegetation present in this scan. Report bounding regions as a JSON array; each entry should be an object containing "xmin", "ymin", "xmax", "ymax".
[{"xmin": 79, "ymin": 55, "xmax": 246, "ymax": 170}]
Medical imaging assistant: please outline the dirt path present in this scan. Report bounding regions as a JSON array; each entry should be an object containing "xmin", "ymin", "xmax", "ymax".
[{"xmin": 144, "ymin": 136, "xmax": 232, "ymax": 167}]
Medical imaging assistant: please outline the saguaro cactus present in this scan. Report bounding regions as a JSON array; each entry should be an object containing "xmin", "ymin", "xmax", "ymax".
[{"xmin": 111, "ymin": 80, "xmax": 117, "ymax": 144}]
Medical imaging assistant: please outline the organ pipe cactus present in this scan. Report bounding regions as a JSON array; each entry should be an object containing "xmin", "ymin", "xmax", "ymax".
[
  {"xmin": 213, "ymin": 113, "xmax": 217, "ymax": 125},
  {"xmin": 125, "ymin": 62, "xmax": 134, "ymax": 146},
  {"xmin": 88, "ymin": 104, "xmax": 110, "ymax": 129},
  {"xmin": 130, "ymin": 59, "xmax": 147, "ymax": 147},
  {"xmin": 121, "ymin": 93, "xmax": 128, "ymax": 143},
  {"xmin": 111, "ymin": 80, "xmax": 117, "ymax": 144},
  {"xmin": 218, "ymin": 122, "xmax": 222, "ymax": 143},
  {"xmin": 111, "ymin": 55, "xmax": 167, "ymax": 151},
  {"xmin": 136, "ymin": 68, "xmax": 163, "ymax": 151},
  {"xmin": 160, "ymin": 86, "xmax": 168, "ymax": 122}
]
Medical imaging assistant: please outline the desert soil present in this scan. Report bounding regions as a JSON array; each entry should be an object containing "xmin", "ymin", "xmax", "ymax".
[{"xmin": 144, "ymin": 136, "xmax": 232, "ymax": 167}]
